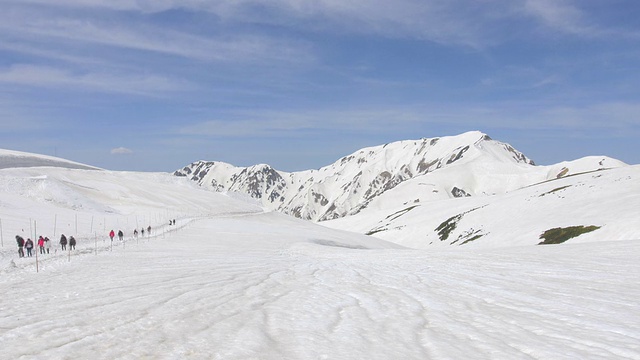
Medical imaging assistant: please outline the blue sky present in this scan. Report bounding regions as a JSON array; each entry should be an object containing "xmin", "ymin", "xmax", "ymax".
[{"xmin": 1, "ymin": 0, "xmax": 639, "ymax": 171}]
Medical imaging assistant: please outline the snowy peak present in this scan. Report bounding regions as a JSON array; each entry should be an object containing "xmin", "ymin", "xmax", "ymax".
[
  {"xmin": 230, "ymin": 164, "xmax": 287, "ymax": 201},
  {"xmin": 175, "ymin": 132, "xmax": 539, "ymax": 221},
  {"xmin": 328, "ymin": 131, "xmax": 533, "ymax": 176},
  {"xmin": 174, "ymin": 160, "xmax": 240, "ymax": 191}
]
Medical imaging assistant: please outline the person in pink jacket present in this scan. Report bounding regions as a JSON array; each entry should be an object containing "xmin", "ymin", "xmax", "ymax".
[
  {"xmin": 109, "ymin": 230, "xmax": 115, "ymax": 242},
  {"xmin": 37, "ymin": 236, "xmax": 46, "ymax": 255}
]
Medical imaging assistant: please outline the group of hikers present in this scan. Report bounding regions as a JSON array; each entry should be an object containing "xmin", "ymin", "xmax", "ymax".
[
  {"xmin": 16, "ymin": 221, "xmax": 176, "ymax": 258},
  {"xmin": 15, "ymin": 234, "xmax": 76, "ymax": 258},
  {"xmin": 109, "ymin": 225, "xmax": 155, "ymax": 242}
]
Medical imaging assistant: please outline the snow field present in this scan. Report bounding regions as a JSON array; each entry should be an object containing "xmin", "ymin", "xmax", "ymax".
[
  {"xmin": 1, "ymin": 211, "xmax": 639, "ymax": 359},
  {"xmin": 326, "ymin": 165, "xmax": 640, "ymax": 249},
  {"xmin": 1, "ymin": 160, "xmax": 639, "ymax": 359}
]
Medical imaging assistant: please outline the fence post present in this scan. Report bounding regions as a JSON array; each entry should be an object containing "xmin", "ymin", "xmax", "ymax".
[{"xmin": 35, "ymin": 221, "xmax": 39, "ymax": 273}]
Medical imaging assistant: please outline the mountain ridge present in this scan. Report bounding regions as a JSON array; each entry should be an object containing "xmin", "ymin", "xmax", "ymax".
[{"xmin": 175, "ymin": 131, "xmax": 610, "ymax": 222}]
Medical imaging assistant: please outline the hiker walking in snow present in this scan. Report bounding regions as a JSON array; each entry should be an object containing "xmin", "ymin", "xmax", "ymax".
[
  {"xmin": 109, "ymin": 230, "xmax": 115, "ymax": 242},
  {"xmin": 44, "ymin": 237, "xmax": 51, "ymax": 254},
  {"xmin": 147, "ymin": 226, "xmax": 151, "ymax": 235},
  {"xmin": 69, "ymin": 236, "xmax": 76, "ymax": 250},
  {"xmin": 16, "ymin": 235, "xmax": 25, "ymax": 258},
  {"xmin": 118, "ymin": 230, "xmax": 124, "ymax": 241},
  {"xmin": 141, "ymin": 228, "xmax": 144, "ymax": 236},
  {"xmin": 38, "ymin": 236, "xmax": 46, "ymax": 254},
  {"xmin": 60, "ymin": 234, "xmax": 68, "ymax": 251},
  {"xmin": 25, "ymin": 238, "xmax": 34, "ymax": 257},
  {"xmin": 134, "ymin": 229, "xmax": 138, "ymax": 238}
]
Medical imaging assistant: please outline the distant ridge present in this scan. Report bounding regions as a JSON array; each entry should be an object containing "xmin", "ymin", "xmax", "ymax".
[
  {"xmin": 0, "ymin": 149, "xmax": 100, "ymax": 170},
  {"xmin": 174, "ymin": 131, "xmax": 559, "ymax": 221},
  {"xmin": 175, "ymin": 131, "xmax": 634, "ymax": 248}
]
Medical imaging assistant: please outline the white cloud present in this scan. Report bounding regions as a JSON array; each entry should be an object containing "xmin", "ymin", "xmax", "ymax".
[
  {"xmin": 177, "ymin": 108, "xmax": 427, "ymax": 138},
  {"xmin": 0, "ymin": 6, "xmax": 314, "ymax": 65},
  {"xmin": 177, "ymin": 101, "xmax": 640, "ymax": 139},
  {"xmin": 0, "ymin": 0, "xmax": 510, "ymax": 49},
  {"xmin": 111, "ymin": 147, "xmax": 133, "ymax": 155},
  {"xmin": 520, "ymin": 0, "xmax": 640, "ymax": 40},
  {"xmin": 0, "ymin": 64, "xmax": 192, "ymax": 95},
  {"xmin": 206, "ymin": 0, "xmax": 498, "ymax": 48},
  {"xmin": 523, "ymin": 0, "xmax": 593, "ymax": 36},
  {"xmin": 5, "ymin": 0, "xmax": 636, "ymax": 51}
]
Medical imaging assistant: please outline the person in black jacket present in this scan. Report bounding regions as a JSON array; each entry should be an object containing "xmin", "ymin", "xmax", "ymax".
[
  {"xmin": 16, "ymin": 235, "xmax": 25, "ymax": 258},
  {"xmin": 60, "ymin": 234, "xmax": 68, "ymax": 251}
]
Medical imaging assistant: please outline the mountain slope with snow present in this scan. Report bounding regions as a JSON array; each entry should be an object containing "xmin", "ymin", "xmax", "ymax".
[
  {"xmin": 175, "ymin": 131, "xmax": 546, "ymax": 221},
  {"xmin": 175, "ymin": 131, "xmax": 631, "ymax": 249},
  {"xmin": 0, "ymin": 149, "xmax": 638, "ymax": 359},
  {"xmin": 324, "ymin": 164, "xmax": 640, "ymax": 248},
  {"xmin": 0, "ymin": 165, "xmax": 265, "ymax": 272}
]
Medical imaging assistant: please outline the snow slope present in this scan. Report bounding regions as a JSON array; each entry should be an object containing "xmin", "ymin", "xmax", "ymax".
[
  {"xmin": 1, "ymin": 149, "xmax": 639, "ymax": 359},
  {"xmin": 324, "ymin": 164, "xmax": 640, "ymax": 249},
  {"xmin": 2, "ymin": 212, "xmax": 639, "ymax": 359},
  {"xmin": 0, "ymin": 162, "xmax": 267, "ymax": 274}
]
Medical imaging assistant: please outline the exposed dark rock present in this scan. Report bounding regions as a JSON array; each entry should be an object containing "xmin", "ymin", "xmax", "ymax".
[
  {"xmin": 446, "ymin": 146, "xmax": 470, "ymax": 164},
  {"xmin": 451, "ymin": 187, "xmax": 471, "ymax": 198}
]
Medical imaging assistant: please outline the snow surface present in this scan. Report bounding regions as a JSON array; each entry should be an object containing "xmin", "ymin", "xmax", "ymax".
[{"xmin": 1, "ymin": 152, "xmax": 639, "ymax": 359}]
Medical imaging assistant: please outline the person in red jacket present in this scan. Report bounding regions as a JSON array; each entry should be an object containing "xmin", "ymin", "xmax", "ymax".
[
  {"xmin": 37, "ymin": 236, "xmax": 45, "ymax": 254},
  {"xmin": 109, "ymin": 229, "xmax": 115, "ymax": 242}
]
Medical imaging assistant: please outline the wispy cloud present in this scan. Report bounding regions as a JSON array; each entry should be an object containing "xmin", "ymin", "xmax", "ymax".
[
  {"xmin": 177, "ymin": 108, "xmax": 427, "ymax": 138},
  {"xmin": 203, "ymin": 0, "xmax": 500, "ymax": 48},
  {"xmin": 521, "ymin": 0, "xmax": 640, "ymax": 40},
  {"xmin": 0, "ymin": 5, "xmax": 314, "ymax": 65},
  {"xmin": 0, "ymin": 64, "xmax": 192, "ymax": 95},
  {"xmin": 177, "ymin": 100, "xmax": 640, "ymax": 139},
  {"xmin": 5, "ymin": 0, "xmax": 636, "ymax": 54},
  {"xmin": 111, "ymin": 147, "xmax": 133, "ymax": 155},
  {"xmin": 0, "ymin": 1, "xmax": 513, "ymax": 49},
  {"xmin": 523, "ymin": 0, "xmax": 595, "ymax": 36},
  {"xmin": 1, "ymin": 0, "xmax": 638, "ymax": 170}
]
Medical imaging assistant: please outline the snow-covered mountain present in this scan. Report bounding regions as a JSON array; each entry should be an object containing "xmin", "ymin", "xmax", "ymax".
[
  {"xmin": 175, "ymin": 131, "xmax": 625, "ymax": 223},
  {"xmin": 174, "ymin": 131, "xmax": 528, "ymax": 220},
  {"xmin": 174, "ymin": 130, "xmax": 636, "ymax": 249},
  {"xmin": 1, "ymin": 147, "xmax": 639, "ymax": 359},
  {"xmin": 324, "ymin": 162, "xmax": 640, "ymax": 248}
]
